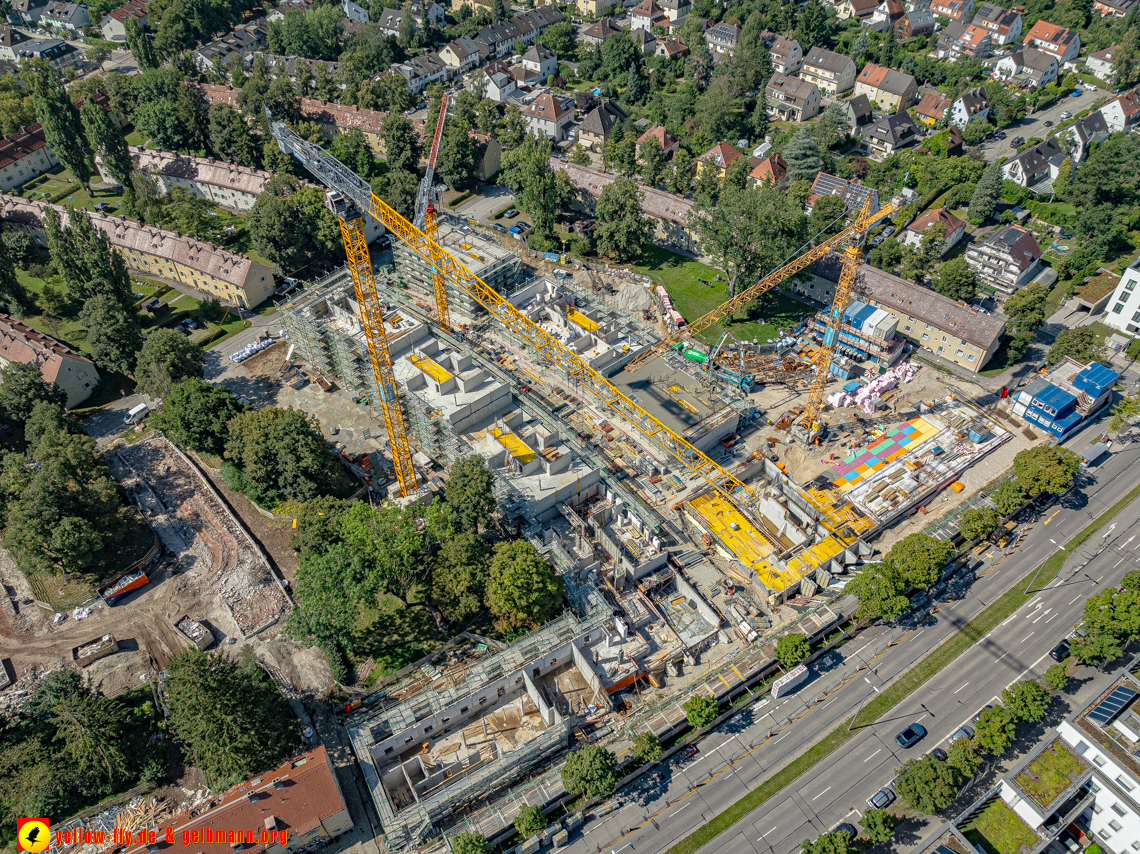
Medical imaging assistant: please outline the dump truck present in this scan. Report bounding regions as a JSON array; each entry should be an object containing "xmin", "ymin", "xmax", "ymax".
[{"xmin": 72, "ymin": 634, "xmax": 118, "ymax": 667}]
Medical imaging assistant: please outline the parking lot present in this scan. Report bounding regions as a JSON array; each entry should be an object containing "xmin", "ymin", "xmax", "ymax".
[
  {"xmin": 451, "ymin": 186, "xmax": 515, "ymax": 225},
  {"xmin": 978, "ymin": 87, "xmax": 1107, "ymax": 162}
]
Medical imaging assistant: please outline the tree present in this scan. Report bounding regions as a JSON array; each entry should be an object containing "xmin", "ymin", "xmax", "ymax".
[
  {"xmin": 44, "ymin": 208, "xmax": 133, "ymax": 309},
  {"xmin": 225, "ymin": 407, "xmax": 341, "ymax": 504},
  {"xmin": 1004, "ymin": 282, "xmax": 1049, "ymax": 336},
  {"xmin": 446, "ymin": 455, "xmax": 496, "ymax": 533},
  {"xmin": 27, "ymin": 63, "xmax": 93, "ymax": 189},
  {"xmin": 631, "ymin": 732, "xmax": 662, "ymax": 765},
  {"xmin": 499, "ymin": 134, "xmax": 572, "ymax": 242},
  {"xmin": 80, "ymin": 296, "xmax": 142, "ymax": 375},
  {"xmin": 639, "ymin": 136, "xmax": 666, "ymax": 186},
  {"xmin": 879, "ymin": 25, "xmax": 897, "ymax": 67},
  {"xmin": 1001, "ymin": 679, "xmax": 1050, "ymax": 723},
  {"xmin": 209, "ymin": 105, "xmax": 260, "ymax": 168},
  {"xmin": 968, "ymin": 162, "xmax": 1002, "ymax": 224},
  {"xmin": 933, "ymin": 256, "xmax": 978, "ymax": 302},
  {"xmin": 24, "ymin": 400, "xmax": 78, "ymax": 452},
  {"xmin": 945, "ymin": 737, "xmax": 982, "ymax": 779},
  {"xmin": 847, "ymin": 562, "xmax": 910, "ymax": 621},
  {"xmin": 386, "ymin": 168, "xmax": 420, "ymax": 219},
  {"xmin": 491, "ymin": 0, "xmax": 508, "ymax": 21},
  {"xmin": 775, "ymin": 634, "xmax": 811, "ymax": 669},
  {"xmin": 884, "ymin": 533, "xmax": 954, "ymax": 589},
  {"xmin": 859, "ymin": 810, "xmax": 896, "ymax": 844},
  {"xmin": 153, "ymin": 378, "xmax": 242, "ymax": 455},
  {"xmin": 0, "ymin": 362, "xmax": 66, "ymax": 423},
  {"xmin": 397, "ymin": 0, "xmax": 415, "ymax": 45},
  {"xmin": 289, "ymin": 495, "xmax": 348, "ymax": 562},
  {"xmin": 165, "ymin": 649, "xmax": 296, "ymax": 788},
  {"xmin": 0, "ymin": 230, "xmax": 28, "ymax": 316},
  {"xmin": 688, "ymin": 181, "xmax": 807, "ymax": 299},
  {"xmin": 894, "ymin": 755, "xmax": 961, "ymax": 814},
  {"xmin": 1110, "ymin": 393, "xmax": 1140, "ymax": 432},
  {"xmin": 1073, "ymin": 628, "xmax": 1122, "ymax": 666},
  {"xmin": 782, "ymin": 128, "xmax": 823, "ymax": 183},
  {"xmin": 432, "ymin": 532, "xmax": 490, "ymax": 622},
  {"xmin": 82, "ymin": 96, "xmax": 133, "ymax": 193},
  {"xmin": 974, "ymin": 704, "xmax": 1016, "ymax": 755},
  {"xmin": 437, "ymin": 119, "xmax": 478, "ymax": 190},
  {"xmin": 330, "ymin": 128, "xmax": 379, "ymax": 179},
  {"xmin": 514, "ymin": 805, "xmax": 546, "ymax": 839},
  {"xmin": 595, "ymin": 177, "xmax": 651, "ymax": 262},
  {"xmin": 1047, "ymin": 326, "xmax": 1104, "ymax": 367},
  {"xmin": 1044, "ymin": 664, "xmax": 1069, "ymax": 692},
  {"xmin": 1012, "ymin": 446, "xmax": 1080, "ymax": 497},
  {"xmin": 1124, "ymin": 570, "xmax": 1140, "ymax": 592},
  {"xmin": 134, "ymin": 328, "xmax": 203, "ymax": 398},
  {"xmin": 450, "ymin": 834, "xmax": 486, "ymax": 854},
  {"xmin": 991, "ymin": 479, "xmax": 1026, "ymax": 516},
  {"xmin": 569, "ymin": 144, "xmax": 592, "ymax": 167},
  {"xmin": 561, "ymin": 745, "xmax": 618, "ymax": 797},
  {"xmin": 796, "ymin": 0, "xmax": 831, "ymax": 50},
  {"xmin": 249, "ymin": 174, "xmax": 340, "ymax": 273},
  {"xmin": 124, "ymin": 17, "xmax": 160, "ymax": 70},
  {"xmin": 684, "ymin": 694, "xmax": 718, "ymax": 729},
  {"xmin": 958, "ymin": 506, "xmax": 1000, "ymax": 541},
  {"xmin": 484, "ymin": 540, "xmax": 564, "ymax": 632},
  {"xmin": 801, "ymin": 832, "xmax": 853, "ymax": 854}
]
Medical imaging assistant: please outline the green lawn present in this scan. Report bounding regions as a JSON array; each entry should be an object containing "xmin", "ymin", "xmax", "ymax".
[
  {"xmin": 631, "ymin": 246, "xmax": 816, "ymax": 345},
  {"xmin": 963, "ymin": 800, "xmax": 1038, "ymax": 854},
  {"xmin": 1014, "ymin": 742, "xmax": 1085, "ymax": 807}
]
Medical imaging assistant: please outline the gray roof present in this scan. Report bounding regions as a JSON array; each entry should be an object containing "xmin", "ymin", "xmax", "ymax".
[
  {"xmin": 1005, "ymin": 138, "xmax": 1064, "ymax": 174},
  {"xmin": 580, "ymin": 101, "xmax": 627, "ymax": 136},
  {"xmin": 956, "ymin": 86, "xmax": 988, "ymax": 116},
  {"xmin": 868, "ymin": 111, "xmax": 918, "ymax": 147},
  {"xmin": 803, "ymin": 45, "xmax": 853, "ymax": 75},
  {"xmin": 843, "ymin": 93, "xmax": 873, "ymax": 122},
  {"xmin": 1070, "ymin": 111, "xmax": 1109, "ymax": 142},
  {"xmin": 522, "ymin": 41, "xmax": 554, "ymax": 61}
]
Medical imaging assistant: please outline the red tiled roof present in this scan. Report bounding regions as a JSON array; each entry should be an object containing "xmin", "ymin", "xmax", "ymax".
[
  {"xmin": 0, "ymin": 313, "xmax": 93, "ymax": 387},
  {"xmin": 907, "ymin": 207, "xmax": 965, "ymax": 236},
  {"xmin": 0, "ymin": 124, "xmax": 49, "ymax": 170},
  {"xmin": 749, "ymin": 153, "xmax": 787, "ymax": 184},
  {"xmin": 699, "ymin": 141, "xmax": 742, "ymax": 168},
  {"xmin": 107, "ymin": 0, "xmax": 147, "ymax": 24},
  {"xmin": 637, "ymin": 125, "xmax": 678, "ymax": 149},
  {"xmin": 916, "ymin": 91, "xmax": 951, "ymax": 119}
]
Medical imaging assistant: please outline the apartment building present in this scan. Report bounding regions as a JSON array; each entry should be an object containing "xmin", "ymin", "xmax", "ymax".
[
  {"xmin": 965, "ymin": 223, "xmax": 1043, "ymax": 295},
  {"xmin": 993, "ymin": 45, "xmax": 1059, "ymax": 88},
  {"xmin": 972, "ymin": 1, "xmax": 1022, "ymax": 43},
  {"xmin": 764, "ymin": 73, "xmax": 821, "ymax": 122},
  {"xmin": 0, "ymin": 315, "xmax": 98, "ymax": 407},
  {"xmin": 854, "ymin": 62, "xmax": 918, "ymax": 111},
  {"xmin": 1022, "ymin": 19, "xmax": 1081, "ymax": 63},
  {"xmin": 0, "ymin": 124, "xmax": 58, "ymax": 193},
  {"xmin": 0, "ymin": 26, "xmax": 30, "ymax": 61},
  {"xmin": 1100, "ymin": 256, "xmax": 1140, "ymax": 336},
  {"xmin": 193, "ymin": 19, "xmax": 268, "ymax": 74},
  {"xmin": 0, "ymin": 195, "xmax": 276, "ymax": 308},
  {"xmin": 41, "ymin": 2, "xmax": 90, "ymax": 32},
  {"xmin": 799, "ymin": 46, "xmax": 856, "ymax": 94},
  {"xmin": 761, "ymin": 30, "xmax": 803, "ymax": 75},
  {"xmin": 522, "ymin": 92, "xmax": 575, "ymax": 142},
  {"xmin": 951, "ymin": 23, "xmax": 995, "ymax": 59}
]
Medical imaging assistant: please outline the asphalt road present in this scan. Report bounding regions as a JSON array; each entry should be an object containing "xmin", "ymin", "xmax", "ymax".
[
  {"xmin": 562, "ymin": 433, "xmax": 1140, "ymax": 854},
  {"xmin": 977, "ymin": 88, "xmax": 1107, "ymax": 163}
]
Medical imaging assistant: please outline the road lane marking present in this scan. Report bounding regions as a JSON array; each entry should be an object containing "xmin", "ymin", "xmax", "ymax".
[
  {"xmin": 1021, "ymin": 632, "xmax": 1034, "ymax": 643},
  {"xmin": 1046, "ymin": 613, "xmax": 1058, "ymax": 623},
  {"xmin": 864, "ymin": 748, "xmax": 881, "ymax": 762},
  {"xmin": 999, "ymin": 614, "xmax": 1017, "ymax": 627},
  {"xmin": 954, "ymin": 682, "xmax": 969, "ymax": 693},
  {"xmin": 915, "ymin": 713, "xmax": 927, "ymax": 723},
  {"xmin": 1043, "ymin": 508, "xmax": 1061, "ymax": 525},
  {"xmin": 812, "ymin": 787, "xmax": 831, "ymax": 800},
  {"xmin": 993, "ymin": 651, "xmax": 1009, "ymax": 664},
  {"xmin": 1070, "ymin": 593, "xmax": 1084, "ymax": 604},
  {"xmin": 667, "ymin": 803, "xmax": 691, "ymax": 818}
]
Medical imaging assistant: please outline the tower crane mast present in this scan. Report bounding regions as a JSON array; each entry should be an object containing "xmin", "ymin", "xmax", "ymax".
[{"xmin": 414, "ymin": 95, "xmax": 451, "ymax": 331}]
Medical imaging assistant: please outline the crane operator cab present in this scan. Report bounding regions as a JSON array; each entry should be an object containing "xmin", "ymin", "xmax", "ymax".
[{"xmin": 325, "ymin": 190, "xmax": 350, "ymax": 218}]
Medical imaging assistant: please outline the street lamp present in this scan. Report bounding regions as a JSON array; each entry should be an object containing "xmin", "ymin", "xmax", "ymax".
[
  {"xmin": 849, "ymin": 675, "xmax": 880, "ymax": 731},
  {"xmin": 1025, "ymin": 538, "xmax": 1066, "ymax": 594}
]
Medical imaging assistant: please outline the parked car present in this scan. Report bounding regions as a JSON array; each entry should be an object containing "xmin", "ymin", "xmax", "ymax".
[
  {"xmin": 504, "ymin": 208, "xmax": 519, "ymax": 218},
  {"xmin": 973, "ymin": 704, "xmax": 994, "ymax": 723},
  {"xmin": 1010, "ymin": 137, "xmax": 1025, "ymax": 147},
  {"xmin": 835, "ymin": 824, "xmax": 856, "ymax": 839},
  {"xmin": 1072, "ymin": 90, "xmax": 1082, "ymax": 96},
  {"xmin": 867, "ymin": 787, "xmax": 896, "ymax": 810},
  {"xmin": 1050, "ymin": 638, "xmax": 1071, "ymax": 662},
  {"xmin": 996, "ymin": 131, "xmax": 1007, "ymax": 139},
  {"xmin": 929, "ymin": 747, "xmax": 948, "ymax": 762},
  {"xmin": 681, "ymin": 745, "xmax": 698, "ymax": 759},
  {"xmin": 493, "ymin": 223, "xmax": 508, "ymax": 233},
  {"xmin": 1061, "ymin": 110, "xmax": 1073, "ymax": 119},
  {"xmin": 895, "ymin": 723, "xmax": 927, "ymax": 748},
  {"xmin": 949, "ymin": 724, "xmax": 975, "ymax": 743},
  {"xmin": 516, "ymin": 221, "xmax": 531, "ymax": 231}
]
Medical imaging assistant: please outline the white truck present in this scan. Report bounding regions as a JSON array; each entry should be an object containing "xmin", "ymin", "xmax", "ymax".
[{"xmin": 124, "ymin": 402, "xmax": 149, "ymax": 425}]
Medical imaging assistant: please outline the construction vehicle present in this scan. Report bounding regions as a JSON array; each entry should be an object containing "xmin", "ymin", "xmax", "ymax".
[{"xmin": 267, "ymin": 117, "xmax": 780, "ymax": 531}]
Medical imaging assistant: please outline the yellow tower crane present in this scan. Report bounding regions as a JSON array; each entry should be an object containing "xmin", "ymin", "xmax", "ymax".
[{"xmin": 414, "ymin": 95, "xmax": 451, "ymax": 331}]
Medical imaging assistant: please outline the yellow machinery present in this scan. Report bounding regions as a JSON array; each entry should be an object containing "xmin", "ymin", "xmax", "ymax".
[
  {"xmin": 268, "ymin": 119, "xmax": 777, "ymax": 517},
  {"xmin": 623, "ymin": 200, "xmax": 896, "ymax": 376}
]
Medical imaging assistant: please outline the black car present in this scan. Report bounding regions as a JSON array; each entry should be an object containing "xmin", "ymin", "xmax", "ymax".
[
  {"xmin": 929, "ymin": 747, "xmax": 948, "ymax": 762},
  {"xmin": 895, "ymin": 723, "xmax": 927, "ymax": 748},
  {"xmin": 1051, "ymin": 638, "xmax": 1071, "ymax": 662},
  {"xmin": 997, "ymin": 131, "xmax": 1007, "ymax": 140},
  {"xmin": 492, "ymin": 223, "xmax": 508, "ymax": 233},
  {"xmin": 1044, "ymin": 120, "xmax": 1054, "ymax": 127},
  {"xmin": 835, "ymin": 824, "xmax": 856, "ymax": 839}
]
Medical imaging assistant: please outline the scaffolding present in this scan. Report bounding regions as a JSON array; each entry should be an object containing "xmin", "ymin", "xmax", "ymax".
[{"xmin": 403, "ymin": 385, "xmax": 462, "ymax": 463}]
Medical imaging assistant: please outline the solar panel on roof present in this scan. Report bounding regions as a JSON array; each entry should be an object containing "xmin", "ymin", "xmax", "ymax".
[{"xmin": 1088, "ymin": 685, "xmax": 1139, "ymax": 725}]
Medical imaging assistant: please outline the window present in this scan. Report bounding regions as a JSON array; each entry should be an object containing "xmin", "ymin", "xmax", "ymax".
[
  {"xmin": 1124, "ymin": 292, "xmax": 1132, "ymax": 304},
  {"xmin": 921, "ymin": 333, "xmax": 930, "ymax": 340},
  {"xmin": 1113, "ymin": 804, "xmax": 1127, "ymax": 817},
  {"xmin": 904, "ymin": 325, "xmax": 912, "ymax": 332},
  {"xmin": 968, "ymin": 355, "xmax": 976, "ymax": 362},
  {"xmin": 1095, "ymin": 756, "xmax": 1108, "ymax": 768},
  {"xmin": 1095, "ymin": 803, "xmax": 1104, "ymax": 814},
  {"xmin": 1111, "ymin": 820, "xmax": 1123, "ymax": 832},
  {"xmin": 1076, "ymin": 741, "xmax": 1090, "ymax": 754},
  {"xmin": 1114, "ymin": 302, "xmax": 1125, "ymax": 313},
  {"xmin": 1119, "ymin": 775, "xmax": 1135, "ymax": 792},
  {"xmin": 1128, "ymin": 280, "xmax": 1136, "ymax": 291},
  {"xmin": 923, "ymin": 322, "xmax": 932, "ymax": 329}
]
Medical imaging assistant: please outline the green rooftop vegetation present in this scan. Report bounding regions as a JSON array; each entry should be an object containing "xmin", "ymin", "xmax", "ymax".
[
  {"xmin": 1015, "ymin": 741, "xmax": 1086, "ymax": 808},
  {"xmin": 963, "ymin": 799, "xmax": 1038, "ymax": 854}
]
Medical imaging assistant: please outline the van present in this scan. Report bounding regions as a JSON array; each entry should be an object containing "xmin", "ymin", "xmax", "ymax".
[{"xmin": 124, "ymin": 403, "xmax": 149, "ymax": 425}]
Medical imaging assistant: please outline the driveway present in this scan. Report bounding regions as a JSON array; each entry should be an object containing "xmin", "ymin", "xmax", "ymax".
[
  {"xmin": 451, "ymin": 185, "xmax": 515, "ymax": 225},
  {"xmin": 977, "ymin": 87, "xmax": 1108, "ymax": 163},
  {"xmin": 85, "ymin": 393, "xmax": 160, "ymax": 447}
]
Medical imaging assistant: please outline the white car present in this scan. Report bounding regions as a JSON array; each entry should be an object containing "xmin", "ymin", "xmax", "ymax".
[{"xmin": 1060, "ymin": 110, "xmax": 1072, "ymax": 119}]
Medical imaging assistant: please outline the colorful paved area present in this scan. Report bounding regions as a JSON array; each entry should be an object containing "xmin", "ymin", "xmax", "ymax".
[{"xmin": 830, "ymin": 417, "xmax": 941, "ymax": 491}]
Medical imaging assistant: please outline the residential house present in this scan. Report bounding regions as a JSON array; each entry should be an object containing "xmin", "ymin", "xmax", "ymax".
[
  {"xmin": 839, "ymin": 94, "xmax": 875, "ymax": 130},
  {"xmin": 1000, "ymin": 138, "xmax": 1066, "ymax": 192},
  {"xmin": 551, "ymin": 159, "xmax": 698, "ymax": 251},
  {"xmin": 930, "ymin": 0, "xmax": 973, "ymax": 20},
  {"xmin": 1022, "ymin": 20, "xmax": 1080, "ymax": 63},
  {"xmin": 522, "ymin": 92, "xmax": 574, "ymax": 142},
  {"xmin": 1065, "ymin": 111, "xmax": 1110, "ymax": 163},
  {"xmin": 0, "ymin": 315, "xmax": 98, "ymax": 407},
  {"xmin": 765, "ymin": 73, "xmax": 821, "ymax": 122},
  {"xmin": 636, "ymin": 125, "xmax": 679, "ymax": 159},
  {"xmin": 267, "ymin": 0, "xmax": 310, "ymax": 21},
  {"xmin": 965, "ymin": 223, "xmax": 1043, "ymax": 295},
  {"xmin": 244, "ymin": 53, "xmax": 339, "ymax": 84},
  {"xmin": 1094, "ymin": 0, "xmax": 1134, "ymax": 15},
  {"xmin": 439, "ymin": 35, "xmax": 480, "ymax": 73},
  {"xmin": 576, "ymin": 0, "xmax": 602, "ymax": 16},
  {"xmin": 580, "ymin": 18, "xmax": 622, "ymax": 46},
  {"xmin": 2, "ymin": 194, "xmax": 277, "ymax": 308},
  {"xmin": 99, "ymin": 0, "xmax": 146, "ymax": 41},
  {"xmin": 667, "ymin": 14, "xmax": 704, "ymax": 34},
  {"xmin": 471, "ymin": 132, "xmax": 501, "ymax": 180},
  {"xmin": 972, "ymin": 1, "xmax": 1022, "ymax": 43},
  {"xmin": 658, "ymin": 0, "xmax": 690, "ymax": 21},
  {"xmin": 390, "ymin": 51, "xmax": 447, "ymax": 93},
  {"xmin": 194, "ymin": 20, "xmax": 268, "ymax": 75},
  {"xmin": 374, "ymin": 7, "xmax": 411, "ymax": 38},
  {"xmin": 521, "ymin": 42, "xmax": 558, "ymax": 80},
  {"xmin": 630, "ymin": 27, "xmax": 656, "ymax": 55},
  {"xmin": 869, "ymin": 0, "xmax": 906, "ymax": 31},
  {"xmin": 807, "ymin": 172, "xmax": 881, "ymax": 217},
  {"xmin": 762, "ymin": 30, "xmax": 802, "ymax": 75},
  {"xmin": 835, "ymin": 0, "xmax": 879, "ymax": 21},
  {"xmin": 934, "ymin": 17, "xmax": 969, "ymax": 56},
  {"xmin": 41, "ymin": 2, "xmax": 90, "ymax": 32},
  {"xmin": 865, "ymin": 111, "xmax": 920, "ymax": 159},
  {"xmin": 341, "ymin": 0, "xmax": 367, "ymax": 22},
  {"xmin": 696, "ymin": 140, "xmax": 743, "ymax": 178},
  {"xmin": 630, "ymin": 0, "xmax": 667, "ymax": 30},
  {"xmin": 12, "ymin": 0, "xmax": 47, "ymax": 24},
  {"xmin": 950, "ymin": 23, "xmax": 994, "ymax": 59},
  {"xmin": 7, "ymin": 35, "xmax": 77, "ymax": 66},
  {"xmin": 480, "ymin": 60, "xmax": 517, "ymax": 102},
  {"xmin": 993, "ymin": 45, "xmax": 1059, "ymax": 87},
  {"xmin": 577, "ymin": 101, "xmax": 627, "ymax": 151},
  {"xmin": 806, "ymin": 259, "xmax": 1005, "ymax": 370},
  {"xmin": 0, "ymin": 124, "xmax": 57, "ymax": 193},
  {"xmin": 901, "ymin": 207, "xmax": 966, "ymax": 255},
  {"xmin": 656, "ymin": 36, "xmax": 688, "ymax": 59},
  {"xmin": 1086, "ymin": 45, "xmax": 1117, "ymax": 82},
  {"xmin": 799, "ymin": 46, "xmax": 856, "ymax": 94},
  {"xmin": 915, "ymin": 90, "xmax": 951, "ymax": 125},
  {"xmin": 1098, "ymin": 85, "xmax": 1140, "ymax": 131},
  {"xmin": 704, "ymin": 22, "xmax": 739, "ymax": 55},
  {"xmin": 748, "ymin": 153, "xmax": 787, "ymax": 186},
  {"xmin": 473, "ymin": 5, "xmax": 563, "ymax": 59},
  {"xmin": 895, "ymin": 0, "xmax": 936, "ymax": 38},
  {"xmin": 950, "ymin": 86, "xmax": 989, "ymax": 126},
  {"xmin": 854, "ymin": 62, "xmax": 918, "ymax": 111},
  {"xmin": 1102, "ymin": 257, "xmax": 1140, "ymax": 334},
  {"xmin": 410, "ymin": 0, "xmax": 445, "ymax": 27},
  {"xmin": 0, "ymin": 26, "xmax": 30, "ymax": 62}
]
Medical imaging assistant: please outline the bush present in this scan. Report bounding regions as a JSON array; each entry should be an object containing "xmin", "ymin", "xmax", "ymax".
[
  {"xmin": 514, "ymin": 804, "xmax": 546, "ymax": 839},
  {"xmin": 631, "ymin": 732, "xmax": 662, "ymax": 765},
  {"xmin": 684, "ymin": 694, "xmax": 718, "ymax": 729},
  {"xmin": 561, "ymin": 745, "xmax": 618, "ymax": 798},
  {"xmin": 775, "ymin": 634, "xmax": 812, "ymax": 669},
  {"xmin": 450, "ymin": 833, "xmax": 487, "ymax": 854},
  {"xmin": 1044, "ymin": 664, "xmax": 1069, "ymax": 691}
]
